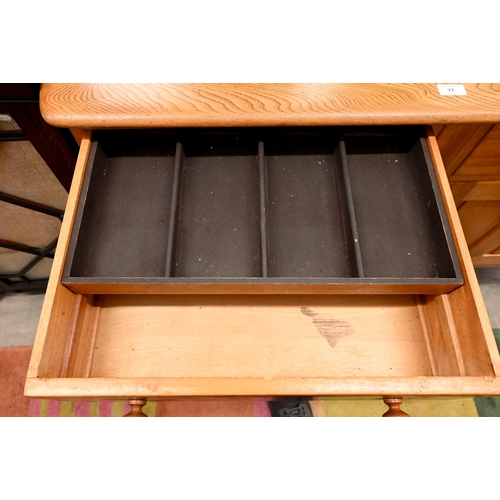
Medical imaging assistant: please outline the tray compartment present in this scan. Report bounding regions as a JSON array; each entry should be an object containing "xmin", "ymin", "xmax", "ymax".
[
  {"xmin": 265, "ymin": 133, "xmax": 354, "ymax": 278},
  {"xmin": 173, "ymin": 133, "xmax": 261, "ymax": 277},
  {"xmin": 67, "ymin": 131, "xmax": 177, "ymax": 278},
  {"xmin": 345, "ymin": 131, "xmax": 459, "ymax": 279}
]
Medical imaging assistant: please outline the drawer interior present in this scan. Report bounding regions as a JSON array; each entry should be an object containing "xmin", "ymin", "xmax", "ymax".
[
  {"xmin": 62, "ymin": 127, "xmax": 462, "ymax": 292},
  {"xmin": 34, "ymin": 292, "xmax": 496, "ymax": 382}
]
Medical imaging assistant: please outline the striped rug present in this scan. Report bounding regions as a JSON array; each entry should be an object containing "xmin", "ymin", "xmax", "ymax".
[{"xmin": 26, "ymin": 397, "xmax": 480, "ymax": 417}]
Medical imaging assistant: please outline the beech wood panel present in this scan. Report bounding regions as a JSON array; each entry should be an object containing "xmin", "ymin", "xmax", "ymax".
[
  {"xmin": 40, "ymin": 84, "xmax": 500, "ymax": 129},
  {"xmin": 26, "ymin": 133, "xmax": 93, "ymax": 379},
  {"xmin": 91, "ymin": 294, "xmax": 432, "ymax": 379},
  {"xmin": 23, "ymin": 376, "xmax": 500, "ymax": 398}
]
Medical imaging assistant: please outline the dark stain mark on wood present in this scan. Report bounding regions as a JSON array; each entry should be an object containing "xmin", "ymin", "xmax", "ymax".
[{"xmin": 301, "ymin": 306, "xmax": 353, "ymax": 348}]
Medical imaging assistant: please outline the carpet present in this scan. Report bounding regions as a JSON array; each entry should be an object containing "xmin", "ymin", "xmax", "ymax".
[{"xmin": 3, "ymin": 332, "xmax": 500, "ymax": 417}]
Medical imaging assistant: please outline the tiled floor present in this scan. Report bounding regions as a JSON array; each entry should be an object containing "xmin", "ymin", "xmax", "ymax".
[
  {"xmin": 0, "ymin": 268, "xmax": 499, "ymax": 347},
  {"xmin": 0, "ymin": 290, "xmax": 44, "ymax": 347},
  {"xmin": 474, "ymin": 267, "xmax": 500, "ymax": 328}
]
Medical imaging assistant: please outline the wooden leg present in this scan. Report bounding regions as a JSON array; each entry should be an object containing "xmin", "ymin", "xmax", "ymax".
[
  {"xmin": 382, "ymin": 396, "xmax": 409, "ymax": 417},
  {"xmin": 124, "ymin": 398, "xmax": 148, "ymax": 417}
]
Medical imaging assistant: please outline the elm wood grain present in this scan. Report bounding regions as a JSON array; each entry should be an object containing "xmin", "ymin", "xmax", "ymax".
[
  {"xmin": 436, "ymin": 124, "xmax": 492, "ymax": 176},
  {"xmin": 473, "ymin": 255, "xmax": 500, "ymax": 266},
  {"xmin": 450, "ymin": 124, "xmax": 500, "ymax": 180},
  {"xmin": 40, "ymin": 84, "xmax": 500, "ymax": 129},
  {"xmin": 124, "ymin": 398, "xmax": 148, "ymax": 417},
  {"xmin": 462, "ymin": 181, "xmax": 500, "ymax": 201},
  {"xmin": 451, "ymin": 182, "xmax": 476, "ymax": 208},
  {"xmin": 469, "ymin": 226, "xmax": 500, "ymax": 259},
  {"xmin": 382, "ymin": 396, "xmax": 409, "ymax": 417},
  {"xmin": 458, "ymin": 201, "xmax": 500, "ymax": 248},
  {"xmin": 26, "ymin": 133, "xmax": 92, "ymax": 380},
  {"xmin": 426, "ymin": 131, "xmax": 500, "ymax": 376},
  {"xmin": 23, "ymin": 376, "xmax": 500, "ymax": 399}
]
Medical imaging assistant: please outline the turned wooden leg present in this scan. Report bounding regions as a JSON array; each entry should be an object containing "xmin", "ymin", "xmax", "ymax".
[
  {"xmin": 124, "ymin": 398, "xmax": 148, "ymax": 417},
  {"xmin": 383, "ymin": 396, "xmax": 409, "ymax": 417}
]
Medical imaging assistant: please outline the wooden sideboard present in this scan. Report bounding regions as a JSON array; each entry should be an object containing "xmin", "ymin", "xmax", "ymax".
[
  {"xmin": 435, "ymin": 123, "xmax": 500, "ymax": 266},
  {"xmin": 24, "ymin": 84, "xmax": 500, "ymax": 416}
]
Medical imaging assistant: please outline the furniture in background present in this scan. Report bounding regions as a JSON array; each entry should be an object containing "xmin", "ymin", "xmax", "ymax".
[
  {"xmin": 0, "ymin": 84, "xmax": 77, "ymax": 292},
  {"xmin": 436, "ymin": 124, "xmax": 500, "ymax": 266}
]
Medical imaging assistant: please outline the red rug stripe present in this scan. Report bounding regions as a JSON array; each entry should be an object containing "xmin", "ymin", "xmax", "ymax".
[
  {"xmin": 0, "ymin": 346, "xmax": 33, "ymax": 416},
  {"xmin": 99, "ymin": 400, "xmax": 113, "ymax": 417},
  {"xmin": 154, "ymin": 399, "xmax": 255, "ymax": 417},
  {"xmin": 47, "ymin": 400, "xmax": 60, "ymax": 417},
  {"xmin": 74, "ymin": 402, "xmax": 91, "ymax": 417}
]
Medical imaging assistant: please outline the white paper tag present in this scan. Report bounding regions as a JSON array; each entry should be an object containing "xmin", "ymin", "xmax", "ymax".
[
  {"xmin": 0, "ymin": 114, "xmax": 12, "ymax": 121},
  {"xmin": 437, "ymin": 84, "xmax": 467, "ymax": 96}
]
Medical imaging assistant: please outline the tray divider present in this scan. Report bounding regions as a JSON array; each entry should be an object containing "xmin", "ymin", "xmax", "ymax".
[
  {"xmin": 165, "ymin": 141, "xmax": 184, "ymax": 277},
  {"xmin": 337, "ymin": 139, "xmax": 365, "ymax": 277},
  {"xmin": 258, "ymin": 141, "xmax": 268, "ymax": 277}
]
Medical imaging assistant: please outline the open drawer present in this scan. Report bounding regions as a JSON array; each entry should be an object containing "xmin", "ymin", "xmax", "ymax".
[{"xmin": 25, "ymin": 128, "xmax": 500, "ymax": 406}]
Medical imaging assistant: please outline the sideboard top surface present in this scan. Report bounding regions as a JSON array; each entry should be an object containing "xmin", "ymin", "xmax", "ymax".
[{"xmin": 40, "ymin": 83, "xmax": 500, "ymax": 129}]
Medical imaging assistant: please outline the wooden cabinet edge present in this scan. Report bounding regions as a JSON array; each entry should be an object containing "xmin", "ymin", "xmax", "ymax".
[
  {"xmin": 24, "ymin": 376, "xmax": 500, "ymax": 399},
  {"xmin": 26, "ymin": 132, "xmax": 93, "ymax": 381},
  {"xmin": 40, "ymin": 83, "xmax": 500, "ymax": 129},
  {"xmin": 426, "ymin": 128, "xmax": 500, "ymax": 376}
]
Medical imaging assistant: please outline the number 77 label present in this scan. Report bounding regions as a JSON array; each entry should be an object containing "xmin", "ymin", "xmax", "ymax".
[{"xmin": 437, "ymin": 84, "xmax": 467, "ymax": 96}]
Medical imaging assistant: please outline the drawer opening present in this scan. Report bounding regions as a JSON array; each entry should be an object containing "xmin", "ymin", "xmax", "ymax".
[
  {"xmin": 62, "ymin": 127, "xmax": 462, "ymax": 294},
  {"xmin": 35, "ymin": 293, "xmax": 496, "ymax": 382}
]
